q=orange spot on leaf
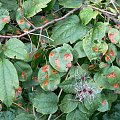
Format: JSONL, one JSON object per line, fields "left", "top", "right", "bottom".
{"left": 108, "top": 33, "right": 117, "bottom": 44}
{"left": 105, "top": 55, "right": 110, "bottom": 62}
{"left": 49, "top": 51, "right": 54, "bottom": 57}
{"left": 64, "top": 54, "right": 72, "bottom": 60}
{"left": 21, "top": 71, "right": 25, "bottom": 78}
{"left": 54, "top": 58, "right": 60, "bottom": 69}
{"left": 66, "top": 63, "right": 72, "bottom": 68}
{"left": 2, "top": 16, "right": 10, "bottom": 23}
{"left": 44, "top": 80, "right": 49, "bottom": 86}
{"left": 52, "top": 70, "right": 58, "bottom": 74}
{"left": 27, "top": 53, "right": 30, "bottom": 59}
{"left": 114, "top": 83, "right": 118, "bottom": 88}
{"left": 45, "top": 74, "right": 48, "bottom": 78}
{"left": 102, "top": 100, "right": 105, "bottom": 106}
{"left": 42, "top": 65, "right": 49, "bottom": 72}
{"left": 43, "top": 20, "right": 49, "bottom": 24}
{"left": 34, "top": 53, "right": 39, "bottom": 59}
{"left": 92, "top": 46, "right": 98, "bottom": 52}
{"left": 106, "top": 72, "right": 116, "bottom": 78}
{"left": 109, "top": 49, "right": 114, "bottom": 56}
{"left": 23, "top": 28, "right": 28, "bottom": 32}
{"left": 18, "top": 19, "right": 25, "bottom": 25}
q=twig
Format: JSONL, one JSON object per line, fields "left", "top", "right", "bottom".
{"left": 0, "top": 7, "right": 83, "bottom": 39}
{"left": 87, "top": 5, "right": 120, "bottom": 24}
{"left": 23, "top": 16, "right": 36, "bottom": 29}
{"left": 29, "top": 33, "right": 54, "bottom": 41}
{"left": 37, "top": 28, "right": 43, "bottom": 50}
{"left": 12, "top": 102, "right": 26, "bottom": 111}
{"left": 87, "top": 5, "right": 117, "bottom": 16}
{"left": 0, "top": 5, "right": 119, "bottom": 39}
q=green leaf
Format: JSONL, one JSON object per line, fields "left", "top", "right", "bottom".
{"left": 105, "top": 43, "right": 117, "bottom": 63}
{"left": 74, "top": 41, "right": 86, "bottom": 58}
{"left": 90, "top": 0, "right": 102, "bottom": 4}
{"left": 0, "top": 111, "right": 16, "bottom": 120}
{"left": 0, "top": 59, "right": 19, "bottom": 106}
{"left": 116, "top": 51, "right": 120, "bottom": 66}
{"left": 59, "top": 0, "right": 84, "bottom": 8}
{"left": 38, "top": 64, "right": 60, "bottom": 91}
{"left": 14, "top": 61, "right": 33, "bottom": 82}
{"left": 60, "top": 94, "right": 78, "bottom": 113}
{"left": 94, "top": 72, "right": 113, "bottom": 90}
{"left": 83, "top": 31, "right": 108, "bottom": 60}
{"left": 105, "top": 66, "right": 120, "bottom": 85}
{"left": 0, "top": 0, "right": 18, "bottom": 11}
{"left": 23, "top": 0, "right": 52, "bottom": 18}
{"left": 51, "top": 15, "right": 88, "bottom": 45}
{"left": 4, "top": 38, "right": 28, "bottom": 60}
{"left": 49, "top": 46, "right": 73, "bottom": 72}
{"left": 84, "top": 94, "right": 102, "bottom": 114}
{"left": 16, "top": 8, "right": 31, "bottom": 32}
{"left": 66, "top": 109, "right": 89, "bottom": 120}
{"left": 78, "top": 103, "right": 90, "bottom": 115}
{"left": 97, "top": 99, "right": 109, "bottom": 112}
{"left": 102, "top": 103, "right": 120, "bottom": 120}
{"left": 0, "top": 7, "right": 10, "bottom": 31}
{"left": 79, "top": 7, "right": 98, "bottom": 25}
{"left": 108, "top": 28, "right": 120, "bottom": 44}
{"left": 92, "top": 22, "right": 108, "bottom": 41}
{"left": 14, "top": 113, "right": 34, "bottom": 120}
{"left": 59, "top": 77, "right": 76, "bottom": 93}
{"left": 33, "top": 92, "right": 58, "bottom": 114}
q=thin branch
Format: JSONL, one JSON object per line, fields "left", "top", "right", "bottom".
{"left": 87, "top": 5, "right": 117, "bottom": 16}
{"left": 36, "top": 28, "right": 43, "bottom": 50}
{"left": 87, "top": 5, "right": 120, "bottom": 25}
{"left": 0, "top": 5, "right": 119, "bottom": 39}
{"left": 29, "top": 33, "right": 54, "bottom": 41}
{"left": 0, "top": 7, "right": 83, "bottom": 39}
{"left": 12, "top": 102, "right": 26, "bottom": 111}
{"left": 23, "top": 16, "right": 36, "bottom": 29}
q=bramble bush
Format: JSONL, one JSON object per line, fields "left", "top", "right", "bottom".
{"left": 0, "top": 0, "right": 120, "bottom": 120}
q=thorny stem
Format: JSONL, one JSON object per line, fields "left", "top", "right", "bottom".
{"left": 0, "top": 5, "right": 119, "bottom": 39}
